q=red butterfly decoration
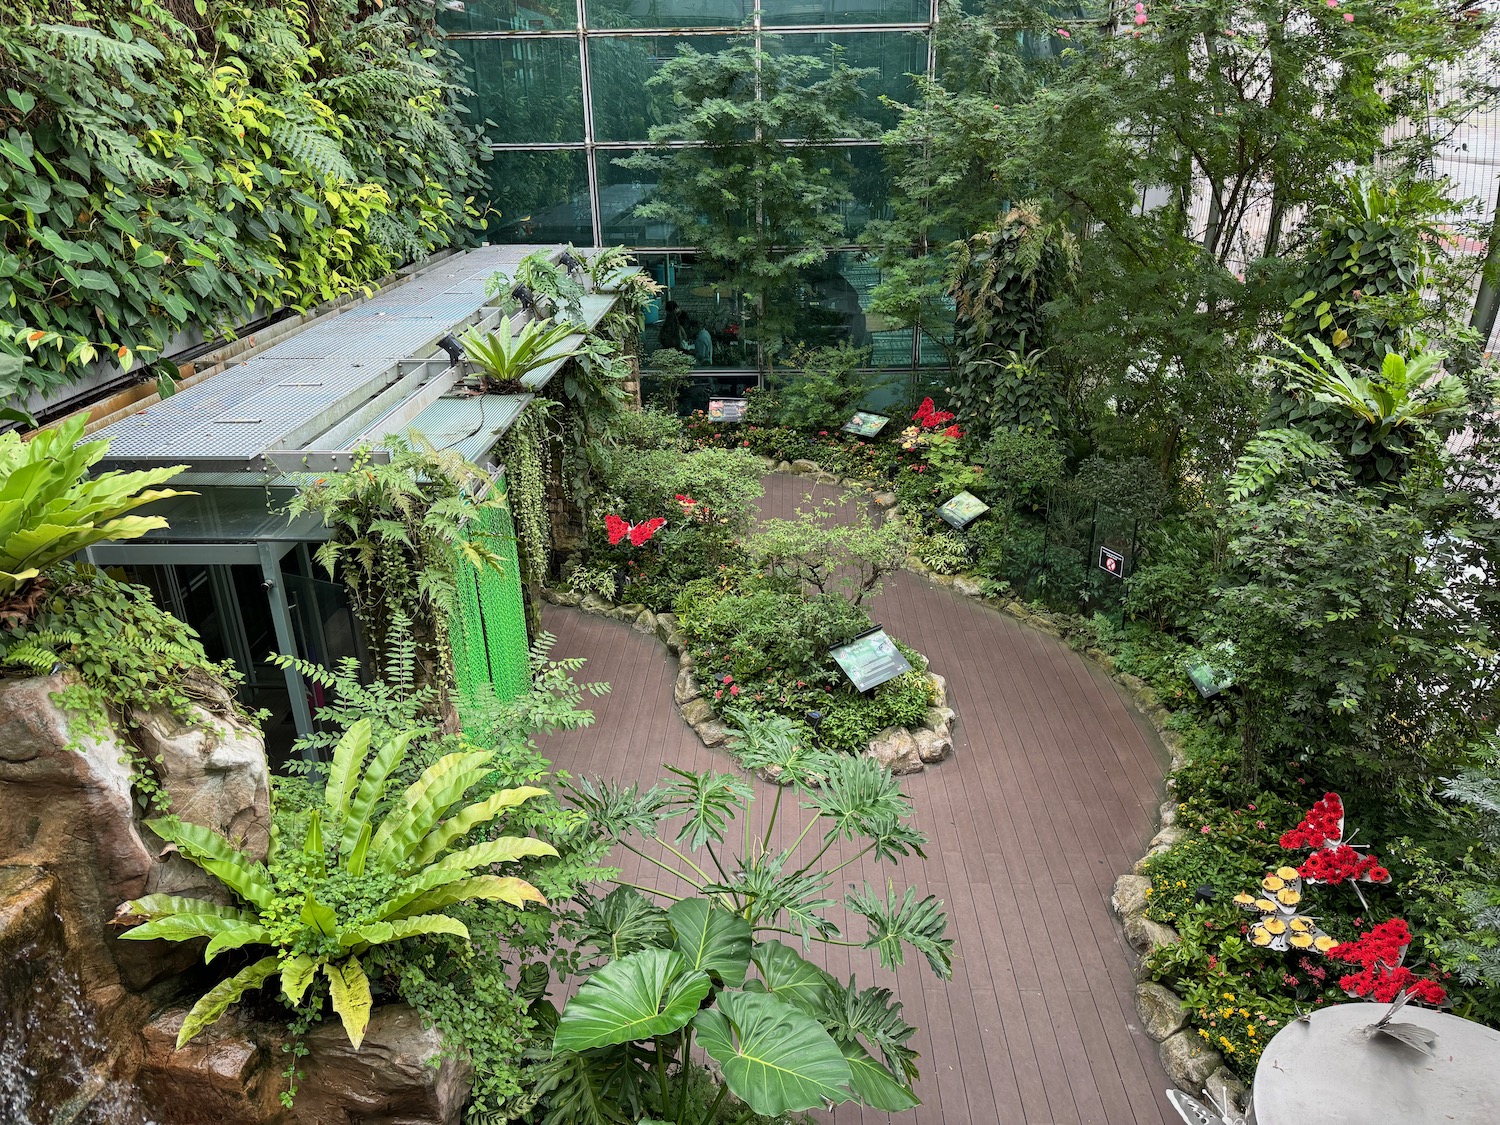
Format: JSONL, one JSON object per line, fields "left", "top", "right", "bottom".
{"left": 605, "top": 514, "right": 666, "bottom": 548}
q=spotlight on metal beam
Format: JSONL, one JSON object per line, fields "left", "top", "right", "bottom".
{"left": 437, "top": 333, "right": 464, "bottom": 366}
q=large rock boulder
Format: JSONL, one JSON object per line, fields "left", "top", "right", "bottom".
{"left": 865, "top": 727, "right": 923, "bottom": 775}
{"left": 1123, "top": 914, "right": 1179, "bottom": 959}
{"left": 0, "top": 674, "right": 271, "bottom": 991}
{"left": 1158, "top": 1029, "right": 1223, "bottom": 1092}
{"left": 1111, "top": 874, "right": 1152, "bottom": 920}
{"left": 1135, "top": 982, "right": 1187, "bottom": 1041}
{"left": 132, "top": 701, "right": 271, "bottom": 865}
{"left": 914, "top": 729, "right": 952, "bottom": 764}
{"left": 138, "top": 1005, "right": 472, "bottom": 1125}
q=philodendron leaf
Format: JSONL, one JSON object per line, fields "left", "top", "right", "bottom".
{"left": 836, "top": 1039, "right": 920, "bottom": 1112}
{"left": 177, "top": 956, "right": 280, "bottom": 1048}
{"left": 692, "top": 989, "right": 852, "bottom": 1116}
{"left": 745, "top": 940, "right": 836, "bottom": 1014}
{"left": 325, "top": 958, "right": 373, "bottom": 1049}
{"left": 553, "top": 948, "right": 711, "bottom": 1053}
{"left": 668, "top": 898, "right": 751, "bottom": 987}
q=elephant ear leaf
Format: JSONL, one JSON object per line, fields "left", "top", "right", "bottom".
{"left": 692, "top": 989, "right": 852, "bottom": 1116}
{"left": 746, "top": 940, "right": 836, "bottom": 1013}
{"left": 177, "top": 956, "right": 281, "bottom": 1048}
{"left": 668, "top": 898, "right": 752, "bottom": 987}
{"left": 553, "top": 948, "right": 711, "bottom": 1053}
{"left": 324, "top": 958, "right": 373, "bottom": 1049}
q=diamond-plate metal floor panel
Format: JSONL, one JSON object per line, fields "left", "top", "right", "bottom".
{"left": 94, "top": 246, "right": 562, "bottom": 465}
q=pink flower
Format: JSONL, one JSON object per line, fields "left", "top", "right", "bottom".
{"left": 1200, "top": 825, "right": 1211, "bottom": 834}
{"left": 1134, "top": 11, "right": 1147, "bottom": 23}
{"left": 1343, "top": 11, "right": 1353, "bottom": 19}
{"left": 730, "top": 684, "right": 740, "bottom": 696}
{"left": 1326, "top": 0, "right": 1337, "bottom": 6}
{"left": 1135, "top": 2, "right": 1145, "bottom": 9}
{"left": 1256, "top": 820, "right": 1266, "bottom": 829}
{"left": 1055, "top": 27, "right": 1071, "bottom": 37}
{"left": 1248, "top": 803, "right": 1256, "bottom": 810}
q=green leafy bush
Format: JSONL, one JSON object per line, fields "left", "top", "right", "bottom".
{"left": 912, "top": 530, "right": 970, "bottom": 575}
{"left": 615, "top": 407, "right": 685, "bottom": 451}
{"left": 0, "top": 0, "right": 485, "bottom": 394}
{"left": 0, "top": 415, "right": 186, "bottom": 606}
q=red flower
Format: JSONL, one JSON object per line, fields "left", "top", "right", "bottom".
{"left": 605, "top": 514, "right": 630, "bottom": 546}
{"left": 944, "top": 424, "right": 964, "bottom": 439}
{"left": 729, "top": 684, "right": 740, "bottom": 696}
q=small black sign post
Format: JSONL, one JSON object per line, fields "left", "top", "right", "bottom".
{"left": 1098, "top": 545, "right": 1125, "bottom": 578}
{"left": 829, "top": 627, "right": 913, "bottom": 693}
{"left": 842, "top": 411, "right": 891, "bottom": 437}
{"left": 707, "top": 397, "right": 747, "bottom": 422}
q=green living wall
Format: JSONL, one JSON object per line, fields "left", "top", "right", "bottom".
{"left": 0, "top": 0, "right": 487, "bottom": 397}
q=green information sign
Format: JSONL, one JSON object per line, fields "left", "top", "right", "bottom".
{"left": 829, "top": 627, "right": 913, "bottom": 693}
{"left": 938, "top": 490, "right": 990, "bottom": 529}
{"left": 842, "top": 411, "right": 890, "bottom": 437}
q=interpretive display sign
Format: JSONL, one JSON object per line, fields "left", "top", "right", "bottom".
{"left": 842, "top": 411, "right": 890, "bottom": 437}
{"left": 829, "top": 627, "right": 913, "bottom": 693}
{"left": 937, "top": 490, "right": 989, "bottom": 529}
{"left": 706, "top": 397, "right": 747, "bottom": 422}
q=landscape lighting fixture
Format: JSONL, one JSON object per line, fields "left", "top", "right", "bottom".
{"left": 437, "top": 333, "right": 464, "bottom": 366}
{"left": 511, "top": 283, "right": 539, "bottom": 314}
{"left": 558, "top": 251, "right": 583, "bottom": 275}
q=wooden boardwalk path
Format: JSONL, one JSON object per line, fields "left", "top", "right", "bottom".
{"left": 538, "top": 475, "right": 1175, "bottom": 1125}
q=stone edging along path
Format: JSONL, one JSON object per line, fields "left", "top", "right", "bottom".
{"left": 758, "top": 454, "right": 1251, "bottom": 1115}
{"left": 537, "top": 584, "right": 956, "bottom": 781}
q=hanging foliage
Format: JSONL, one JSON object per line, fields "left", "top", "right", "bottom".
{"left": 0, "top": 0, "right": 487, "bottom": 395}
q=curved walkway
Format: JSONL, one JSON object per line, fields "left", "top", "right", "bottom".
{"left": 539, "top": 475, "right": 1174, "bottom": 1125}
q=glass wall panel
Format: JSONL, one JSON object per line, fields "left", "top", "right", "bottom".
{"left": 635, "top": 254, "right": 757, "bottom": 368}
{"left": 598, "top": 148, "right": 683, "bottom": 245}
{"left": 480, "top": 150, "right": 593, "bottom": 244}
{"left": 452, "top": 38, "right": 584, "bottom": 143}
{"left": 771, "top": 31, "right": 926, "bottom": 132}
{"left": 586, "top": 0, "right": 752, "bottom": 29}
{"left": 589, "top": 34, "right": 734, "bottom": 142}
{"left": 808, "top": 144, "right": 891, "bottom": 242}
{"left": 762, "top": 0, "right": 928, "bottom": 27}
{"left": 440, "top": 0, "right": 576, "bottom": 32}
{"left": 769, "top": 251, "right": 913, "bottom": 366}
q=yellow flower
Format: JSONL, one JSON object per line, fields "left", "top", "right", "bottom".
{"left": 1222, "top": 992, "right": 1235, "bottom": 1001}
{"left": 1240, "top": 1009, "right": 1250, "bottom": 1018}
{"left": 1144, "top": 887, "right": 1153, "bottom": 896}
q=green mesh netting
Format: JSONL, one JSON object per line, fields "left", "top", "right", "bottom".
{"left": 451, "top": 494, "right": 531, "bottom": 725}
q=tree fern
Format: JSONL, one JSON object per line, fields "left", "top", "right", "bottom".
{"left": 1226, "top": 427, "right": 1336, "bottom": 501}
{"left": 36, "top": 23, "right": 162, "bottom": 68}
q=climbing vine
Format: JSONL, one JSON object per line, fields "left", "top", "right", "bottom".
{"left": 0, "top": 0, "right": 486, "bottom": 395}
{"left": 497, "top": 401, "right": 553, "bottom": 587}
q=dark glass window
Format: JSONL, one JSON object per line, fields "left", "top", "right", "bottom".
{"left": 762, "top": 0, "right": 928, "bottom": 28}
{"left": 585, "top": 0, "right": 752, "bottom": 30}
{"left": 440, "top": 0, "right": 576, "bottom": 31}
{"left": 479, "top": 150, "right": 593, "bottom": 244}
{"left": 452, "top": 38, "right": 585, "bottom": 143}
{"left": 769, "top": 31, "right": 926, "bottom": 133}
{"left": 589, "top": 34, "right": 735, "bottom": 142}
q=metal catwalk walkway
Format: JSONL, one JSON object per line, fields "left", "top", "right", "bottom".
{"left": 539, "top": 474, "right": 1175, "bottom": 1125}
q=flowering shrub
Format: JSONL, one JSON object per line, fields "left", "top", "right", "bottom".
{"left": 1279, "top": 792, "right": 1391, "bottom": 886}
